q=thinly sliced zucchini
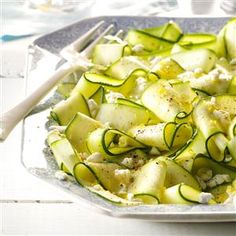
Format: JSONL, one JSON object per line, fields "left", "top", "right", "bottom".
{"left": 191, "top": 155, "right": 236, "bottom": 181}
{"left": 205, "top": 132, "right": 229, "bottom": 162}
{"left": 143, "top": 21, "right": 182, "bottom": 43}
{"left": 193, "top": 95, "right": 236, "bottom": 162}
{"left": 161, "top": 21, "right": 183, "bottom": 42}
{"left": 86, "top": 186, "right": 140, "bottom": 206}
{"left": 51, "top": 92, "right": 90, "bottom": 125}
{"left": 50, "top": 138, "right": 81, "bottom": 174}
{"left": 178, "top": 33, "right": 216, "bottom": 46}
{"left": 65, "top": 112, "right": 102, "bottom": 153}
{"left": 171, "top": 43, "right": 188, "bottom": 54}
{"left": 173, "top": 130, "right": 206, "bottom": 171}
{"left": 47, "top": 129, "right": 64, "bottom": 146}
{"left": 129, "top": 160, "right": 167, "bottom": 204}
{"left": 106, "top": 149, "right": 148, "bottom": 170}
{"left": 84, "top": 72, "right": 138, "bottom": 96}
{"left": 128, "top": 123, "right": 167, "bottom": 151}
{"left": 56, "top": 82, "right": 76, "bottom": 98}
{"left": 74, "top": 161, "right": 130, "bottom": 193}
{"left": 56, "top": 72, "right": 78, "bottom": 98}
{"left": 92, "top": 44, "right": 131, "bottom": 66}
{"left": 228, "top": 76, "right": 236, "bottom": 94}
{"left": 86, "top": 128, "right": 146, "bottom": 157}
{"left": 116, "top": 98, "right": 160, "bottom": 123}
{"left": 213, "top": 94, "right": 236, "bottom": 116}
{"left": 215, "top": 26, "right": 227, "bottom": 58}
{"left": 171, "top": 48, "right": 216, "bottom": 73}
{"left": 174, "top": 110, "right": 193, "bottom": 124}
{"left": 193, "top": 100, "right": 225, "bottom": 161}
{"left": 141, "top": 80, "right": 194, "bottom": 122}
{"left": 228, "top": 116, "right": 236, "bottom": 139}
{"left": 73, "top": 163, "right": 140, "bottom": 205}
{"left": 167, "top": 123, "right": 194, "bottom": 150}
{"left": 96, "top": 103, "right": 149, "bottom": 131}
{"left": 225, "top": 19, "right": 236, "bottom": 59}
{"left": 139, "top": 47, "right": 172, "bottom": 59}
{"left": 73, "top": 162, "right": 99, "bottom": 187}
{"left": 142, "top": 24, "right": 166, "bottom": 38}
{"left": 126, "top": 30, "right": 172, "bottom": 52}
{"left": 151, "top": 58, "right": 184, "bottom": 80}
{"left": 105, "top": 56, "right": 148, "bottom": 80}
{"left": 157, "top": 157, "right": 200, "bottom": 190}
{"left": 128, "top": 122, "right": 193, "bottom": 151}
{"left": 89, "top": 86, "right": 105, "bottom": 106}
{"left": 162, "top": 183, "right": 214, "bottom": 204}
{"left": 48, "top": 19, "right": 236, "bottom": 206}
{"left": 71, "top": 75, "right": 100, "bottom": 99}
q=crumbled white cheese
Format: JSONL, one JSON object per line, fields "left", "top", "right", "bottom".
{"left": 150, "top": 56, "right": 162, "bottom": 67}
{"left": 195, "top": 175, "right": 207, "bottom": 190}
{"left": 135, "top": 77, "right": 148, "bottom": 94}
{"left": 115, "top": 169, "right": 131, "bottom": 177}
{"left": 213, "top": 109, "right": 231, "bottom": 126}
{"left": 206, "top": 174, "right": 231, "bottom": 188}
{"left": 106, "top": 91, "right": 124, "bottom": 104}
{"left": 219, "top": 73, "right": 232, "bottom": 81}
{"left": 197, "top": 168, "right": 213, "bottom": 181}
{"left": 193, "top": 67, "right": 203, "bottom": 74}
{"left": 121, "top": 157, "right": 134, "bottom": 168}
{"left": 132, "top": 44, "right": 144, "bottom": 53}
{"left": 49, "top": 126, "right": 66, "bottom": 132}
{"left": 103, "top": 35, "right": 125, "bottom": 45}
{"left": 178, "top": 71, "right": 195, "bottom": 81}
{"left": 149, "top": 147, "right": 160, "bottom": 155}
{"left": 127, "top": 193, "right": 134, "bottom": 201}
{"left": 198, "top": 192, "right": 213, "bottom": 204}
{"left": 55, "top": 170, "right": 68, "bottom": 181}
{"left": 209, "top": 68, "right": 221, "bottom": 79}
{"left": 178, "top": 68, "right": 231, "bottom": 94}
{"left": 224, "top": 155, "right": 233, "bottom": 162}
{"left": 136, "top": 159, "right": 145, "bottom": 167}
{"left": 130, "top": 77, "right": 149, "bottom": 99}
{"left": 86, "top": 152, "right": 103, "bottom": 163}
{"left": 87, "top": 99, "right": 98, "bottom": 117}
{"left": 209, "top": 96, "right": 216, "bottom": 105}
{"left": 93, "top": 184, "right": 103, "bottom": 191}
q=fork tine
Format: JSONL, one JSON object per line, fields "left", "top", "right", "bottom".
{"left": 115, "top": 29, "right": 124, "bottom": 38}
{"left": 60, "top": 20, "right": 105, "bottom": 57}
{"left": 80, "top": 24, "right": 114, "bottom": 58}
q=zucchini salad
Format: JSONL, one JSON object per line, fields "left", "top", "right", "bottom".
{"left": 47, "top": 18, "right": 236, "bottom": 206}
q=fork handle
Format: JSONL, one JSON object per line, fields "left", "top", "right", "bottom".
{"left": 0, "top": 62, "right": 76, "bottom": 141}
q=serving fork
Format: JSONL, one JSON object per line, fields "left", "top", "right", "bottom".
{"left": 0, "top": 21, "right": 114, "bottom": 141}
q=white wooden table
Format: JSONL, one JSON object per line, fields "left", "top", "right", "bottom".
{"left": 1, "top": 10, "right": 236, "bottom": 236}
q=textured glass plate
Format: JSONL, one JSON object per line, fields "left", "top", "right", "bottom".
{"left": 22, "top": 16, "right": 236, "bottom": 222}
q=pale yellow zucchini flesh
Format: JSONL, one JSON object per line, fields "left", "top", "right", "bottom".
{"left": 46, "top": 18, "right": 236, "bottom": 206}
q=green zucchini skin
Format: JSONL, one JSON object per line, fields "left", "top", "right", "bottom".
{"left": 46, "top": 18, "right": 236, "bottom": 206}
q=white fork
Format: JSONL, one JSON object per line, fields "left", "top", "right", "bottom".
{"left": 0, "top": 21, "right": 114, "bottom": 141}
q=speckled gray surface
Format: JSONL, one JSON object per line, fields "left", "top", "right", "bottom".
{"left": 23, "top": 16, "right": 236, "bottom": 222}
{"left": 33, "top": 16, "right": 230, "bottom": 55}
